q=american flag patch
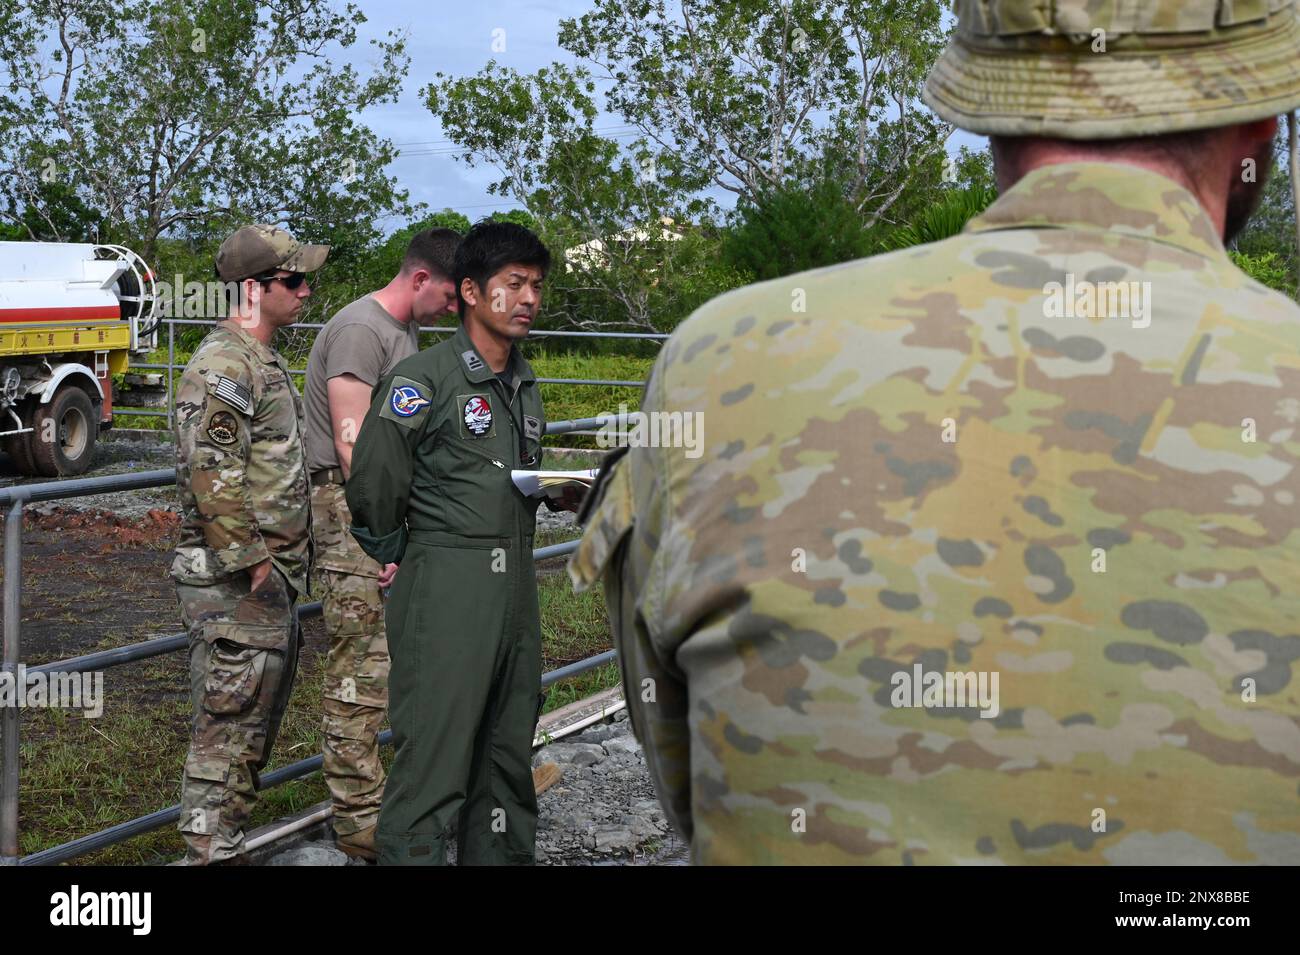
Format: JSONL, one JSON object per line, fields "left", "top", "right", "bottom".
{"left": 212, "top": 376, "right": 252, "bottom": 414}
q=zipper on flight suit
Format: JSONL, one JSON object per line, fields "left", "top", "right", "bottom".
{"left": 457, "top": 440, "right": 506, "bottom": 470}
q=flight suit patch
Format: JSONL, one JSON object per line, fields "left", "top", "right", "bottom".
{"left": 458, "top": 394, "right": 495, "bottom": 438}
{"left": 523, "top": 416, "right": 541, "bottom": 440}
{"left": 206, "top": 410, "right": 241, "bottom": 446}
{"left": 380, "top": 376, "right": 433, "bottom": 430}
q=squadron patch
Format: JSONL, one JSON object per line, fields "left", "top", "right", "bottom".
{"left": 459, "top": 394, "right": 494, "bottom": 438}
{"left": 390, "top": 384, "right": 431, "bottom": 418}
{"left": 206, "top": 411, "right": 240, "bottom": 446}
{"left": 378, "top": 376, "right": 433, "bottom": 430}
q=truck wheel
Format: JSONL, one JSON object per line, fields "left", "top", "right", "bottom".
{"left": 31, "top": 386, "right": 97, "bottom": 477}
{"left": 2, "top": 400, "right": 39, "bottom": 477}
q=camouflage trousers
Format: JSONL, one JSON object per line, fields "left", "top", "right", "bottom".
{"left": 176, "top": 567, "right": 301, "bottom": 865}
{"left": 311, "top": 483, "right": 389, "bottom": 837}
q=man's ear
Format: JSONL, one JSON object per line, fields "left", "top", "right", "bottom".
{"left": 460, "top": 276, "right": 479, "bottom": 308}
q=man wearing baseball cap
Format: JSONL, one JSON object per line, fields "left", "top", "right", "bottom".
{"left": 171, "top": 223, "right": 327, "bottom": 864}
{"left": 570, "top": 1, "right": 1300, "bottom": 864}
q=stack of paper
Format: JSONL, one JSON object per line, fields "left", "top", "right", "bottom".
{"left": 511, "top": 468, "right": 600, "bottom": 499}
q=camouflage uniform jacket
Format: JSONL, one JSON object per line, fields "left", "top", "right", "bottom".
{"left": 571, "top": 162, "right": 1300, "bottom": 864}
{"left": 172, "top": 322, "right": 313, "bottom": 596}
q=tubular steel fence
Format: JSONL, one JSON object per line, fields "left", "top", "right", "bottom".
{"left": 0, "top": 413, "right": 628, "bottom": 866}
{"left": 123, "top": 319, "right": 666, "bottom": 429}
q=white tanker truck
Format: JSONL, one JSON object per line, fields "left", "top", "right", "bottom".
{"left": 0, "top": 242, "right": 157, "bottom": 476}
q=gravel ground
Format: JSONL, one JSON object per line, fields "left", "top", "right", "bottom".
{"left": 264, "top": 712, "right": 689, "bottom": 867}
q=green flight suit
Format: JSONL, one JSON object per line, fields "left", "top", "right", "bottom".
{"left": 345, "top": 323, "right": 547, "bottom": 865}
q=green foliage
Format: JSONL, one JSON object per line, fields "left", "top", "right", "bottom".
{"left": 425, "top": 1, "right": 955, "bottom": 329}
{"left": 487, "top": 209, "right": 539, "bottom": 231}
{"left": 882, "top": 183, "right": 998, "bottom": 251}
{"left": 1230, "top": 251, "right": 1296, "bottom": 297}
{"left": 1232, "top": 131, "right": 1299, "bottom": 294}
{"left": 0, "top": 0, "right": 415, "bottom": 264}
{"left": 723, "top": 177, "right": 875, "bottom": 281}
{"left": 0, "top": 177, "right": 102, "bottom": 242}
{"left": 558, "top": 0, "right": 950, "bottom": 218}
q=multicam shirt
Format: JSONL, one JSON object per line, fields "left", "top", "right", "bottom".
{"left": 571, "top": 162, "right": 1300, "bottom": 865}
{"left": 172, "top": 322, "right": 312, "bottom": 596}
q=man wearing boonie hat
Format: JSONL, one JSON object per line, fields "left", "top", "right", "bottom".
{"left": 569, "top": 1, "right": 1300, "bottom": 864}
{"left": 171, "top": 224, "right": 327, "bottom": 864}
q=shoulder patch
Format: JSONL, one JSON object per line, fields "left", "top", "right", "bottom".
{"left": 379, "top": 375, "right": 433, "bottom": 429}
{"left": 205, "top": 410, "right": 241, "bottom": 447}
{"left": 210, "top": 376, "right": 252, "bottom": 414}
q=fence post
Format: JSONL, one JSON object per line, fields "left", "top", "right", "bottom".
{"left": 166, "top": 320, "right": 175, "bottom": 431}
{"left": 0, "top": 497, "right": 24, "bottom": 864}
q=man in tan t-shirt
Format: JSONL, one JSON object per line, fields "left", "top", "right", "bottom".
{"left": 304, "top": 227, "right": 460, "bottom": 860}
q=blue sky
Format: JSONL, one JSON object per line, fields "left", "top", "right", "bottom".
{"left": 349, "top": 0, "right": 590, "bottom": 228}
{"left": 346, "top": 1, "right": 986, "bottom": 233}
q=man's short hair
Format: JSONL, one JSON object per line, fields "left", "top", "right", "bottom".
{"left": 453, "top": 220, "right": 551, "bottom": 318}
{"left": 401, "top": 227, "right": 461, "bottom": 281}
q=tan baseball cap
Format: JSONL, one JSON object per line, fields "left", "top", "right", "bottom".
{"left": 924, "top": 0, "right": 1300, "bottom": 140}
{"left": 216, "top": 224, "right": 329, "bottom": 282}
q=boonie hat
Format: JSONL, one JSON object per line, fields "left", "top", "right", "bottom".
{"left": 924, "top": 0, "right": 1300, "bottom": 139}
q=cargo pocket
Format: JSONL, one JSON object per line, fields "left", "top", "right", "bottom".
{"left": 179, "top": 752, "right": 231, "bottom": 835}
{"left": 199, "top": 621, "right": 288, "bottom": 716}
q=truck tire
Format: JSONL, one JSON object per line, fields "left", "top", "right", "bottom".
{"left": 31, "top": 385, "right": 97, "bottom": 477}
{"left": 1, "top": 400, "right": 39, "bottom": 476}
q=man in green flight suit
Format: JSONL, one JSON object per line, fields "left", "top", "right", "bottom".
{"left": 345, "top": 221, "right": 555, "bottom": 865}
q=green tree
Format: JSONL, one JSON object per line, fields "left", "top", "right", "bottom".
{"left": 426, "top": 62, "right": 719, "bottom": 332}
{"left": 723, "top": 177, "right": 874, "bottom": 281}
{"left": 1232, "top": 133, "right": 1298, "bottom": 296}
{"left": 425, "top": 1, "right": 955, "bottom": 330}
{"left": 0, "top": 0, "right": 414, "bottom": 271}
{"left": 559, "top": 0, "right": 951, "bottom": 224}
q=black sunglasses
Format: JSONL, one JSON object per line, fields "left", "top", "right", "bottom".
{"left": 257, "top": 271, "right": 307, "bottom": 290}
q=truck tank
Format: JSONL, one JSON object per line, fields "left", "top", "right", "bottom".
{"left": 0, "top": 242, "right": 157, "bottom": 477}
